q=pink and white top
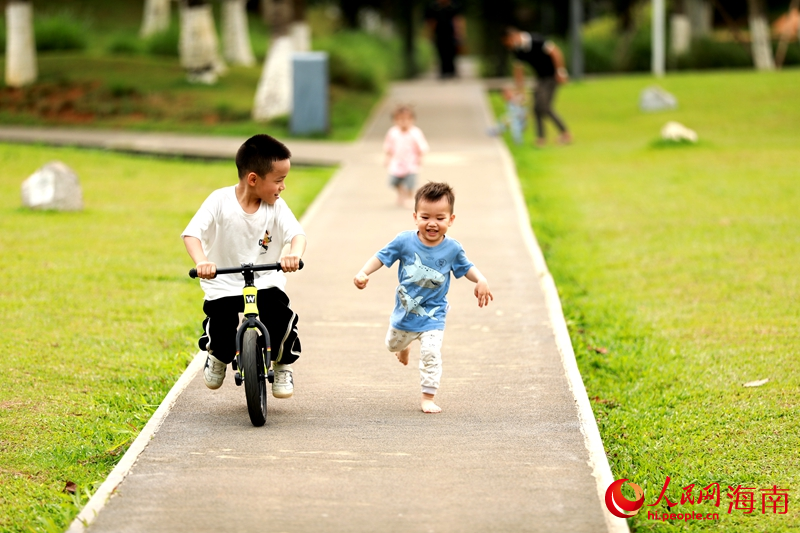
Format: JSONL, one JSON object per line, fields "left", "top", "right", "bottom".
{"left": 384, "top": 125, "right": 429, "bottom": 177}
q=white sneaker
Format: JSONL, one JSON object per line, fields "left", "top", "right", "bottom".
{"left": 272, "top": 364, "right": 294, "bottom": 398}
{"left": 203, "top": 354, "right": 226, "bottom": 390}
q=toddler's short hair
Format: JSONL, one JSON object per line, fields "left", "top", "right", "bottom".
{"left": 415, "top": 182, "right": 455, "bottom": 213}
{"left": 236, "top": 134, "right": 292, "bottom": 179}
{"left": 391, "top": 104, "right": 415, "bottom": 119}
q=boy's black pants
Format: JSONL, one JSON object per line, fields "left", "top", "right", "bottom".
{"left": 199, "top": 287, "right": 300, "bottom": 365}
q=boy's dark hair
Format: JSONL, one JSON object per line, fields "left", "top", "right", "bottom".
{"left": 415, "top": 182, "right": 455, "bottom": 213}
{"left": 236, "top": 134, "right": 292, "bottom": 179}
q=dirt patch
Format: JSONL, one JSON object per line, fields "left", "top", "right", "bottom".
{"left": 0, "top": 80, "right": 148, "bottom": 124}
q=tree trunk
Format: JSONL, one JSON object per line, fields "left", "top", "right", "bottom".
{"left": 670, "top": 0, "right": 691, "bottom": 56}
{"left": 340, "top": 0, "right": 360, "bottom": 29}
{"left": 747, "top": 0, "right": 775, "bottom": 70}
{"left": 5, "top": 0, "right": 37, "bottom": 88}
{"left": 399, "top": 0, "right": 416, "bottom": 79}
{"left": 569, "top": 0, "right": 584, "bottom": 80}
{"left": 180, "top": 0, "right": 227, "bottom": 84}
{"left": 290, "top": 0, "right": 310, "bottom": 52}
{"left": 141, "top": 0, "right": 171, "bottom": 37}
{"left": 686, "top": 0, "right": 711, "bottom": 37}
{"left": 479, "top": 0, "right": 513, "bottom": 78}
{"left": 222, "top": 0, "right": 255, "bottom": 65}
{"left": 252, "top": 0, "right": 293, "bottom": 121}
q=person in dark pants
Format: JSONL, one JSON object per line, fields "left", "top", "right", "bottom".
{"left": 425, "top": 0, "right": 466, "bottom": 79}
{"left": 503, "top": 27, "right": 572, "bottom": 147}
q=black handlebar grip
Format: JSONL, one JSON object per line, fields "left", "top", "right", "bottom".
{"left": 190, "top": 260, "right": 303, "bottom": 279}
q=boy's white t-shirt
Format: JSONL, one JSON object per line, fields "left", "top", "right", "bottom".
{"left": 182, "top": 186, "right": 305, "bottom": 300}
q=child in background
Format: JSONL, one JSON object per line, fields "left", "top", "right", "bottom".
{"left": 353, "top": 182, "right": 493, "bottom": 414}
{"left": 384, "top": 105, "right": 429, "bottom": 207}
{"left": 488, "top": 86, "right": 527, "bottom": 145}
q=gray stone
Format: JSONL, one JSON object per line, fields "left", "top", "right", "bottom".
{"left": 21, "top": 161, "right": 83, "bottom": 211}
{"left": 639, "top": 86, "right": 678, "bottom": 112}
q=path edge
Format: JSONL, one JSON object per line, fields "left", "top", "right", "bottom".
{"left": 65, "top": 351, "right": 206, "bottom": 532}
{"left": 481, "top": 90, "right": 629, "bottom": 533}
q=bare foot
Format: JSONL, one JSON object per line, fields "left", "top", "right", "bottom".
{"left": 421, "top": 394, "right": 441, "bottom": 414}
{"left": 535, "top": 137, "right": 546, "bottom": 148}
{"left": 559, "top": 132, "right": 573, "bottom": 145}
{"left": 395, "top": 347, "right": 410, "bottom": 365}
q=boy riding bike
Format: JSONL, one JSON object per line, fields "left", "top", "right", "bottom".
{"left": 182, "top": 134, "right": 306, "bottom": 399}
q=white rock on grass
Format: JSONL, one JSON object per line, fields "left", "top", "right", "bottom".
{"left": 661, "top": 121, "right": 698, "bottom": 143}
{"left": 21, "top": 161, "right": 84, "bottom": 211}
{"left": 640, "top": 86, "right": 678, "bottom": 112}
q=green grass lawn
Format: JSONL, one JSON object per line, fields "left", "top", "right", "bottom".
{"left": 0, "top": 144, "right": 334, "bottom": 533}
{"left": 493, "top": 68, "right": 799, "bottom": 532}
{"left": 0, "top": 0, "right": 388, "bottom": 141}
{"left": 0, "top": 54, "right": 378, "bottom": 141}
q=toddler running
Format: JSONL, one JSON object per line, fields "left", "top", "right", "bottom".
{"left": 383, "top": 104, "right": 429, "bottom": 207}
{"left": 353, "top": 182, "right": 492, "bottom": 413}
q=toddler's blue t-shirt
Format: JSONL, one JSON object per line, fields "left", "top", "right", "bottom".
{"left": 376, "top": 230, "right": 474, "bottom": 332}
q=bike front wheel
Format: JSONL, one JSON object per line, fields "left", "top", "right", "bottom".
{"left": 241, "top": 329, "right": 267, "bottom": 427}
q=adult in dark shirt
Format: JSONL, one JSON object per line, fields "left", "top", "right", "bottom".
{"left": 425, "top": 0, "right": 466, "bottom": 79}
{"left": 503, "top": 27, "right": 571, "bottom": 146}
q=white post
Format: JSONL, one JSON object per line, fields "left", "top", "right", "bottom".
{"left": 222, "top": 0, "right": 256, "bottom": 66}
{"left": 5, "top": 1, "right": 37, "bottom": 88}
{"left": 652, "top": 0, "right": 665, "bottom": 77}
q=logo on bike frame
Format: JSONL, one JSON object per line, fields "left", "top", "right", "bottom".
{"left": 605, "top": 479, "right": 645, "bottom": 518}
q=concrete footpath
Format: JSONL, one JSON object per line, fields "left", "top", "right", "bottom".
{"left": 49, "top": 79, "right": 627, "bottom": 533}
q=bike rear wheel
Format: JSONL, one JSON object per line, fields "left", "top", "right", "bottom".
{"left": 242, "top": 329, "right": 267, "bottom": 426}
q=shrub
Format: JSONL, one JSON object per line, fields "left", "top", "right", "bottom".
{"left": 314, "top": 31, "right": 401, "bottom": 93}
{"left": 107, "top": 33, "right": 141, "bottom": 55}
{"left": 144, "top": 24, "right": 180, "bottom": 57}
{"left": 581, "top": 37, "right": 616, "bottom": 73}
{"left": 35, "top": 12, "right": 88, "bottom": 52}
{"left": 781, "top": 42, "right": 800, "bottom": 66}
{"left": 578, "top": 15, "right": 617, "bottom": 73}
{"left": 674, "top": 37, "right": 753, "bottom": 70}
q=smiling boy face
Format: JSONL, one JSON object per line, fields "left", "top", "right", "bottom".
{"left": 254, "top": 158, "right": 290, "bottom": 205}
{"left": 413, "top": 196, "right": 455, "bottom": 246}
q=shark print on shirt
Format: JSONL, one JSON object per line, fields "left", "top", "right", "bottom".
{"left": 397, "top": 286, "right": 440, "bottom": 320}
{"left": 403, "top": 253, "right": 446, "bottom": 289}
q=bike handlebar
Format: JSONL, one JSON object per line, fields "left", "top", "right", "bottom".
{"left": 189, "top": 260, "right": 304, "bottom": 279}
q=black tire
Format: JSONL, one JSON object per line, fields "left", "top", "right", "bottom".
{"left": 242, "top": 329, "right": 267, "bottom": 427}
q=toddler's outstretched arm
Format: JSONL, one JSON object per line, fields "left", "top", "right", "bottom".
{"left": 465, "top": 266, "right": 493, "bottom": 307}
{"left": 354, "top": 256, "right": 384, "bottom": 289}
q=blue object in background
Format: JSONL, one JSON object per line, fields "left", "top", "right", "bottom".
{"left": 291, "top": 52, "right": 329, "bottom": 135}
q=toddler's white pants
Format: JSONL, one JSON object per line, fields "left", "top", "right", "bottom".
{"left": 385, "top": 327, "right": 444, "bottom": 395}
